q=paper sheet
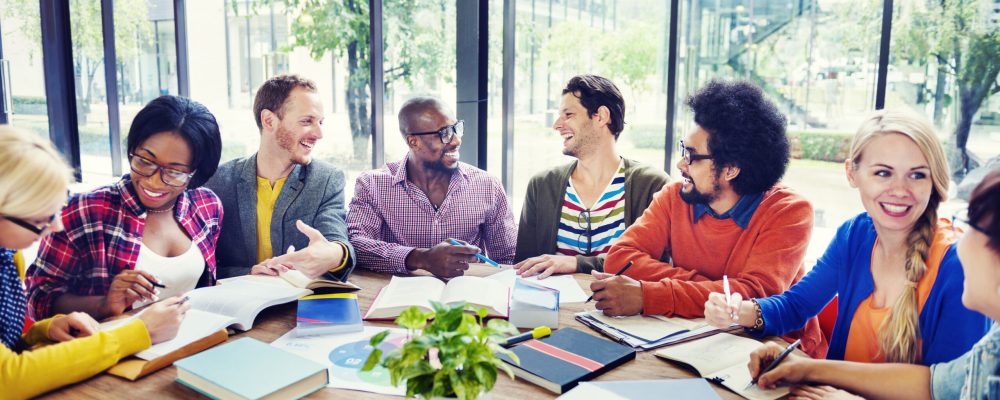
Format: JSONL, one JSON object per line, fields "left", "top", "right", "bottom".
{"left": 271, "top": 326, "right": 409, "bottom": 396}
{"left": 133, "top": 309, "right": 235, "bottom": 360}
{"left": 587, "top": 310, "right": 706, "bottom": 342}
{"left": 486, "top": 268, "right": 589, "bottom": 304}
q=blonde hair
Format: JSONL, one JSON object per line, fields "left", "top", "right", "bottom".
{"left": 0, "top": 126, "right": 73, "bottom": 218}
{"left": 848, "top": 108, "right": 949, "bottom": 364}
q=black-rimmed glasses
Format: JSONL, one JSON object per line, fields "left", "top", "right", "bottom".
{"left": 129, "top": 154, "right": 196, "bottom": 187}
{"left": 3, "top": 213, "right": 59, "bottom": 235}
{"left": 408, "top": 120, "right": 464, "bottom": 144}
{"left": 577, "top": 209, "right": 593, "bottom": 254}
{"left": 679, "top": 140, "right": 714, "bottom": 164}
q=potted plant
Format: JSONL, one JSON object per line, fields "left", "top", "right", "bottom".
{"left": 362, "top": 301, "right": 520, "bottom": 400}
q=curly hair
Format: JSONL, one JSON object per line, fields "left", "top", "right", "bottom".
{"left": 969, "top": 168, "right": 1000, "bottom": 255}
{"left": 686, "top": 80, "right": 789, "bottom": 195}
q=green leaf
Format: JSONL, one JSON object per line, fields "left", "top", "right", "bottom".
{"left": 361, "top": 348, "right": 382, "bottom": 371}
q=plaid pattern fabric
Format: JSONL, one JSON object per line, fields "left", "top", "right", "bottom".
{"left": 348, "top": 158, "right": 516, "bottom": 274}
{"left": 25, "top": 176, "right": 223, "bottom": 319}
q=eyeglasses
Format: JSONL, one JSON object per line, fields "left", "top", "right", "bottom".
{"left": 129, "top": 154, "right": 196, "bottom": 187}
{"left": 577, "top": 209, "right": 593, "bottom": 254}
{"left": 408, "top": 120, "right": 464, "bottom": 144}
{"left": 3, "top": 211, "right": 60, "bottom": 236}
{"left": 679, "top": 140, "right": 714, "bottom": 164}
{"left": 951, "top": 209, "right": 986, "bottom": 234}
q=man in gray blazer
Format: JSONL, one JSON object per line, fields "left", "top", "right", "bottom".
{"left": 206, "top": 74, "right": 355, "bottom": 280}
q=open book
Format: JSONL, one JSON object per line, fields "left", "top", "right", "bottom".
{"left": 364, "top": 275, "right": 510, "bottom": 320}
{"left": 654, "top": 333, "right": 790, "bottom": 400}
{"left": 224, "top": 269, "right": 361, "bottom": 292}
{"left": 575, "top": 310, "right": 739, "bottom": 350}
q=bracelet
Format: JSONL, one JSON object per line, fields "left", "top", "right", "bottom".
{"left": 750, "top": 299, "right": 765, "bottom": 331}
{"left": 328, "top": 241, "right": 350, "bottom": 273}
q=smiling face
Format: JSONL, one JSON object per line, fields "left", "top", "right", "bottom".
{"left": 130, "top": 131, "right": 193, "bottom": 210}
{"left": 677, "top": 125, "right": 724, "bottom": 205}
{"left": 847, "top": 132, "right": 934, "bottom": 235}
{"left": 553, "top": 92, "right": 604, "bottom": 158}
{"left": 266, "top": 87, "right": 324, "bottom": 165}
{"left": 407, "top": 108, "right": 462, "bottom": 172}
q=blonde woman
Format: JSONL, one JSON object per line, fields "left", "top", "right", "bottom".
{"left": 0, "top": 127, "right": 188, "bottom": 399}
{"left": 741, "top": 169, "right": 1000, "bottom": 399}
{"left": 704, "top": 109, "right": 991, "bottom": 366}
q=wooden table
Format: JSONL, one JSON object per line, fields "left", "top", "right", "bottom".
{"left": 43, "top": 265, "right": 749, "bottom": 399}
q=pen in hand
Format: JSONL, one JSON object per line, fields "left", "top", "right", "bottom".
{"left": 747, "top": 339, "right": 802, "bottom": 388}
{"left": 586, "top": 260, "right": 634, "bottom": 303}
{"left": 448, "top": 239, "right": 500, "bottom": 267}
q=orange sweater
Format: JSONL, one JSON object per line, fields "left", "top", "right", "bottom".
{"left": 606, "top": 181, "right": 826, "bottom": 355}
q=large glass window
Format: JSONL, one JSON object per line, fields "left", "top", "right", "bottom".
{"left": 887, "top": 0, "right": 1000, "bottom": 176}
{"left": 187, "top": 0, "right": 371, "bottom": 195}
{"left": 383, "top": 0, "right": 457, "bottom": 165}
{"left": 500, "top": 0, "right": 673, "bottom": 216}
{"left": 0, "top": 0, "right": 49, "bottom": 139}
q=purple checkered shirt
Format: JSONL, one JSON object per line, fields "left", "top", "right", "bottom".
{"left": 347, "top": 157, "right": 516, "bottom": 274}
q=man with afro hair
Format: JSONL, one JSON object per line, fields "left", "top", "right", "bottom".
{"left": 591, "top": 80, "right": 826, "bottom": 357}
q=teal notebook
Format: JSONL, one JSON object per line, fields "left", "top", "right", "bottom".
{"left": 295, "top": 293, "right": 363, "bottom": 337}
{"left": 174, "top": 337, "right": 328, "bottom": 399}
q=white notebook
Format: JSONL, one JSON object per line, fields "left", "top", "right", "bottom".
{"left": 654, "top": 333, "right": 790, "bottom": 400}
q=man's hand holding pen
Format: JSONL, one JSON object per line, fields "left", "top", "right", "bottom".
{"left": 588, "top": 260, "right": 643, "bottom": 317}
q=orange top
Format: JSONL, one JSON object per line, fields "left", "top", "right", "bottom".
{"left": 843, "top": 227, "right": 954, "bottom": 363}
{"left": 605, "top": 182, "right": 827, "bottom": 357}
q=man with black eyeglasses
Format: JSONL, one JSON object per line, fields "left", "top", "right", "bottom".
{"left": 514, "top": 75, "right": 669, "bottom": 279}
{"left": 347, "top": 96, "right": 516, "bottom": 277}
{"left": 206, "top": 74, "right": 356, "bottom": 281}
{"left": 590, "top": 80, "right": 822, "bottom": 355}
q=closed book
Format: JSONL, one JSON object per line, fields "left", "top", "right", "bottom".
{"left": 498, "top": 327, "right": 635, "bottom": 394}
{"left": 295, "top": 293, "right": 363, "bottom": 337}
{"left": 174, "top": 337, "right": 328, "bottom": 400}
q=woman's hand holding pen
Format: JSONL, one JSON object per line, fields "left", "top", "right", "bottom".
{"left": 48, "top": 312, "right": 100, "bottom": 342}
{"left": 748, "top": 341, "right": 812, "bottom": 389}
{"left": 138, "top": 296, "right": 190, "bottom": 344}
{"left": 101, "top": 270, "right": 162, "bottom": 317}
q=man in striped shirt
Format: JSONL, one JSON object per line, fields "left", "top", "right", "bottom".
{"left": 514, "top": 75, "right": 669, "bottom": 278}
{"left": 348, "top": 97, "right": 516, "bottom": 277}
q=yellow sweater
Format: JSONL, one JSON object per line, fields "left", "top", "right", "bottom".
{"left": 1, "top": 252, "right": 152, "bottom": 399}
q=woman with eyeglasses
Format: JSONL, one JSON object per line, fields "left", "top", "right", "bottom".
{"left": 703, "top": 109, "right": 990, "bottom": 379}
{"left": 728, "top": 169, "right": 1000, "bottom": 399}
{"left": 25, "top": 95, "right": 223, "bottom": 322}
{"left": 0, "top": 126, "right": 189, "bottom": 398}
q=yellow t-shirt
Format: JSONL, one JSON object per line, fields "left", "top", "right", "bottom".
{"left": 256, "top": 176, "right": 287, "bottom": 264}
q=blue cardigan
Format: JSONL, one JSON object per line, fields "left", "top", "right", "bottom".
{"left": 754, "top": 213, "right": 991, "bottom": 365}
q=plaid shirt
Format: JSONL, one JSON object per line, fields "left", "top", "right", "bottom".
{"left": 347, "top": 157, "right": 517, "bottom": 274}
{"left": 25, "top": 176, "right": 223, "bottom": 319}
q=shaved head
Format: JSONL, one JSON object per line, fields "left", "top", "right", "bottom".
{"left": 398, "top": 97, "right": 454, "bottom": 136}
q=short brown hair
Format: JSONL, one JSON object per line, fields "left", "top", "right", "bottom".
{"left": 252, "top": 74, "right": 317, "bottom": 130}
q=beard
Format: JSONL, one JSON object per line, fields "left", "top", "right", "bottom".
{"left": 679, "top": 172, "right": 723, "bottom": 205}
{"left": 276, "top": 125, "right": 310, "bottom": 165}
{"left": 422, "top": 157, "right": 458, "bottom": 174}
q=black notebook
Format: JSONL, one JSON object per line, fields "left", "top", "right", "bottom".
{"left": 498, "top": 327, "right": 636, "bottom": 394}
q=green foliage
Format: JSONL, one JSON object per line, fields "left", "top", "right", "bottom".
{"left": 787, "top": 130, "right": 852, "bottom": 162}
{"left": 624, "top": 123, "right": 666, "bottom": 150}
{"left": 362, "top": 301, "right": 519, "bottom": 400}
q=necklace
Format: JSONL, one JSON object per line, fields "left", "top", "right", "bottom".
{"left": 146, "top": 206, "right": 174, "bottom": 214}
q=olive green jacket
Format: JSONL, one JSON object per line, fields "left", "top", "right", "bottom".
{"left": 514, "top": 158, "right": 669, "bottom": 273}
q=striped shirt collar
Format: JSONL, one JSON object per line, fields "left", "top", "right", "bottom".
{"left": 692, "top": 191, "right": 765, "bottom": 229}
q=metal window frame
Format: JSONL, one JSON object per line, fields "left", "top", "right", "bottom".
{"left": 456, "top": 0, "right": 489, "bottom": 169}
{"left": 370, "top": 0, "right": 385, "bottom": 169}
{"left": 40, "top": 0, "right": 82, "bottom": 181}
{"left": 874, "top": 0, "right": 893, "bottom": 109}
{"left": 101, "top": 0, "right": 123, "bottom": 176}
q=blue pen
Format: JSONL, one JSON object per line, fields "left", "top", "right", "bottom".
{"left": 448, "top": 239, "right": 500, "bottom": 267}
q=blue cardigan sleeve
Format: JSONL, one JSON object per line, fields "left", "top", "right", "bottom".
{"left": 919, "top": 246, "right": 992, "bottom": 365}
{"left": 753, "top": 220, "right": 849, "bottom": 337}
